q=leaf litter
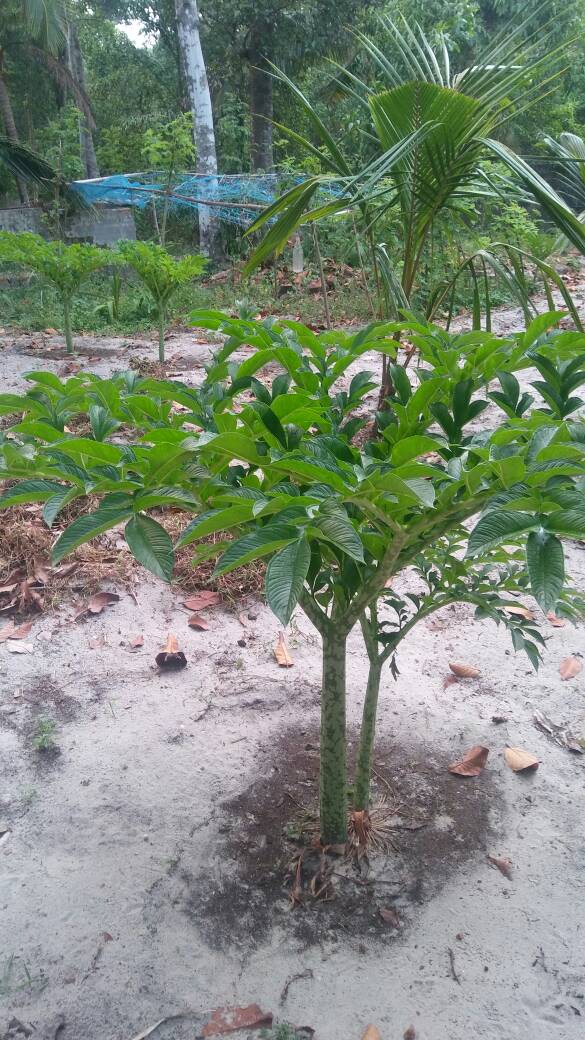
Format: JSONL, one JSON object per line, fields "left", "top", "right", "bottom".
{"left": 559, "top": 656, "right": 582, "bottom": 680}
{"left": 274, "top": 631, "right": 293, "bottom": 667}
{"left": 448, "top": 745, "right": 489, "bottom": 777}
{"left": 449, "top": 661, "right": 480, "bottom": 678}
{"left": 533, "top": 710, "right": 583, "bottom": 753}
{"left": 487, "top": 854, "right": 513, "bottom": 879}
{"left": 504, "top": 747, "right": 539, "bottom": 772}
{"left": 155, "top": 633, "right": 187, "bottom": 670}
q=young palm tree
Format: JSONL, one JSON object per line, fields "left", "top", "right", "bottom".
{"left": 244, "top": 14, "right": 585, "bottom": 395}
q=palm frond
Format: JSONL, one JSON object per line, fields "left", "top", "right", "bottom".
{"left": 0, "top": 135, "right": 59, "bottom": 184}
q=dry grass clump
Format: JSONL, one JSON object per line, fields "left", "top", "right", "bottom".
{"left": 159, "top": 511, "right": 265, "bottom": 602}
{"left": 1, "top": 498, "right": 264, "bottom": 616}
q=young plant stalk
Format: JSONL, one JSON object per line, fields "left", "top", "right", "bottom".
{"left": 320, "top": 626, "right": 348, "bottom": 844}
{"left": 354, "top": 608, "right": 382, "bottom": 812}
{"left": 62, "top": 295, "right": 74, "bottom": 354}
{"left": 158, "top": 305, "right": 166, "bottom": 363}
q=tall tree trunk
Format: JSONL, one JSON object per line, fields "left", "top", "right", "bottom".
{"left": 0, "top": 71, "right": 30, "bottom": 205}
{"left": 249, "top": 28, "right": 273, "bottom": 171}
{"left": 67, "top": 22, "right": 99, "bottom": 179}
{"left": 320, "top": 628, "right": 348, "bottom": 844}
{"left": 174, "top": 0, "right": 222, "bottom": 261}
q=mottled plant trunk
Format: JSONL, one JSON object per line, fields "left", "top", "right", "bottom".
{"left": 353, "top": 659, "right": 382, "bottom": 811}
{"left": 320, "top": 628, "right": 348, "bottom": 844}
{"left": 158, "top": 309, "right": 166, "bottom": 363}
{"left": 67, "top": 23, "right": 100, "bottom": 180}
{"left": 174, "top": 0, "right": 222, "bottom": 261}
{"left": 0, "top": 72, "right": 30, "bottom": 205}
{"left": 249, "top": 29, "right": 273, "bottom": 172}
{"left": 62, "top": 297, "right": 74, "bottom": 354}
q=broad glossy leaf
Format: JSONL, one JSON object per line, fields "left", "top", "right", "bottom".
{"left": 52, "top": 504, "right": 134, "bottom": 563}
{"left": 125, "top": 514, "right": 174, "bottom": 582}
{"left": 265, "top": 537, "right": 311, "bottom": 624}
{"left": 214, "top": 524, "right": 298, "bottom": 576}
{"left": 0, "top": 478, "right": 64, "bottom": 508}
{"left": 467, "top": 510, "right": 538, "bottom": 556}
{"left": 526, "top": 530, "right": 564, "bottom": 612}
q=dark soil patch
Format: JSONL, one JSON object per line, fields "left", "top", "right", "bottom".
{"left": 177, "top": 725, "right": 498, "bottom": 950}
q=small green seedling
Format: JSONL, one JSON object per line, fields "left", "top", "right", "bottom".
{"left": 32, "top": 718, "right": 58, "bottom": 752}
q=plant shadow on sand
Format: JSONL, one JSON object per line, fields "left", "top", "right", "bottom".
{"left": 166, "top": 724, "right": 498, "bottom": 950}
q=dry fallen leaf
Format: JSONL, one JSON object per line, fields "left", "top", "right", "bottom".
{"left": 404, "top": 1029, "right": 417, "bottom": 1040}
{"left": 129, "top": 634, "right": 144, "bottom": 648}
{"left": 362, "top": 1028, "right": 382, "bottom": 1040}
{"left": 504, "top": 747, "right": 539, "bottom": 772}
{"left": 504, "top": 604, "right": 535, "bottom": 620}
{"left": 182, "top": 591, "right": 220, "bottom": 611}
{"left": 533, "top": 710, "right": 583, "bottom": 753}
{"left": 559, "top": 656, "right": 582, "bottom": 680}
{"left": 274, "top": 631, "right": 293, "bottom": 667}
{"left": 75, "top": 591, "right": 120, "bottom": 621}
{"left": 546, "top": 612, "right": 566, "bottom": 628}
{"left": 89, "top": 635, "right": 107, "bottom": 649}
{"left": 187, "top": 614, "right": 210, "bottom": 631}
{"left": 155, "top": 633, "right": 187, "bottom": 670}
{"left": 449, "top": 661, "right": 480, "bottom": 678}
{"left": 487, "top": 854, "right": 513, "bottom": 879}
{"left": 6, "top": 642, "right": 33, "bottom": 654}
{"left": 201, "top": 1005, "right": 273, "bottom": 1037}
{"left": 0, "top": 621, "right": 33, "bottom": 642}
{"left": 379, "top": 906, "right": 401, "bottom": 928}
{"left": 448, "top": 745, "right": 489, "bottom": 777}
{"left": 33, "top": 559, "right": 52, "bottom": 584}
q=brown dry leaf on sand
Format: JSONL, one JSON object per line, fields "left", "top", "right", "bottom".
{"left": 448, "top": 745, "right": 489, "bottom": 777}
{"left": 361, "top": 1028, "right": 382, "bottom": 1040}
{"left": 559, "top": 656, "right": 582, "bottom": 680}
{"left": 155, "top": 633, "right": 187, "bottom": 671}
{"left": 546, "top": 612, "right": 566, "bottom": 628}
{"left": 188, "top": 614, "right": 210, "bottom": 631}
{"left": 74, "top": 591, "right": 120, "bottom": 621}
{"left": 128, "top": 634, "right": 144, "bottom": 649}
{"left": 487, "top": 854, "right": 513, "bottom": 879}
{"left": 0, "top": 620, "right": 33, "bottom": 642}
{"left": 274, "top": 631, "right": 293, "bottom": 667}
{"left": 449, "top": 661, "right": 480, "bottom": 678}
{"left": 504, "top": 747, "right": 539, "bottom": 772}
{"left": 379, "top": 906, "right": 401, "bottom": 928}
{"left": 504, "top": 604, "right": 534, "bottom": 620}
{"left": 183, "top": 591, "right": 220, "bottom": 611}
{"left": 200, "top": 1004, "right": 273, "bottom": 1037}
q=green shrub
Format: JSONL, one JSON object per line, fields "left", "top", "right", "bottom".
{"left": 2, "top": 310, "right": 585, "bottom": 842}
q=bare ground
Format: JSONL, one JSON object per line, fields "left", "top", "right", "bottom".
{"left": 1, "top": 317, "right": 585, "bottom": 1040}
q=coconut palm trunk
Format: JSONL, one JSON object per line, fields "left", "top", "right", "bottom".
{"left": 174, "top": 0, "right": 222, "bottom": 261}
{"left": 0, "top": 68, "right": 30, "bottom": 205}
{"left": 67, "top": 22, "right": 99, "bottom": 180}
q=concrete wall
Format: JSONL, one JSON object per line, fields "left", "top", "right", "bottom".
{"left": 0, "top": 205, "right": 136, "bottom": 245}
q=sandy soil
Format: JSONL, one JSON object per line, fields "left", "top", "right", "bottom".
{"left": 1, "top": 315, "right": 585, "bottom": 1040}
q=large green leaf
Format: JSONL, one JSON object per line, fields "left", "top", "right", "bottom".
{"left": 125, "top": 514, "right": 174, "bottom": 582}
{"left": 546, "top": 509, "right": 585, "bottom": 537}
{"left": 314, "top": 504, "right": 364, "bottom": 562}
{"left": 526, "top": 530, "right": 564, "bottom": 612}
{"left": 200, "top": 432, "right": 266, "bottom": 467}
{"left": 467, "top": 510, "right": 538, "bottom": 556}
{"left": 52, "top": 504, "right": 134, "bottom": 563}
{"left": 213, "top": 524, "right": 298, "bottom": 576}
{"left": 0, "top": 479, "right": 64, "bottom": 508}
{"left": 265, "top": 537, "right": 311, "bottom": 625}
{"left": 176, "top": 504, "right": 255, "bottom": 546}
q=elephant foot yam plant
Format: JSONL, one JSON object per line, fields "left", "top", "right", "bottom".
{"left": 0, "top": 232, "right": 115, "bottom": 354}
{"left": 117, "top": 241, "right": 206, "bottom": 362}
{"left": 2, "top": 310, "right": 585, "bottom": 845}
